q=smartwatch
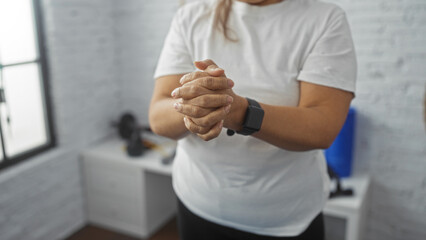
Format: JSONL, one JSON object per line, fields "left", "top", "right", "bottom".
{"left": 227, "top": 98, "right": 264, "bottom": 136}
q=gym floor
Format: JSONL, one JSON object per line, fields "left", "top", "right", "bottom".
{"left": 65, "top": 218, "right": 179, "bottom": 240}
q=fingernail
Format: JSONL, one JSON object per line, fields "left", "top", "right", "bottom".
{"left": 227, "top": 79, "right": 234, "bottom": 87}
{"left": 225, "top": 105, "right": 231, "bottom": 114}
{"left": 215, "top": 67, "right": 223, "bottom": 71}
{"left": 219, "top": 120, "right": 224, "bottom": 129}
{"left": 227, "top": 96, "right": 234, "bottom": 104}
{"left": 171, "top": 88, "right": 179, "bottom": 98}
{"left": 179, "top": 75, "right": 186, "bottom": 84}
{"left": 174, "top": 102, "right": 182, "bottom": 111}
{"left": 184, "top": 117, "right": 190, "bottom": 127}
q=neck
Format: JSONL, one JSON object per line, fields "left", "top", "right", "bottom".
{"left": 237, "top": 0, "right": 284, "bottom": 7}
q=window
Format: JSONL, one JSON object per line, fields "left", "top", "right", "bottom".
{"left": 0, "top": 0, "right": 55, "bottom": 170}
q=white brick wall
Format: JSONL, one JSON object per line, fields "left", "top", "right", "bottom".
{"left": 114, "top": 0, "right": 180, "bottom": 124}
{"left": 323, "top": 0, "right": 426, "bottom": 239}
{"left": 0, "top": 0, "right": 123, "bottom": 239}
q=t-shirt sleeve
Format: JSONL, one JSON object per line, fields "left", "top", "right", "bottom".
{"left": 297, "top": 11, "right": 357, "bottom": 93}
{"left": 154, "top": 10, "right": 195, "bottom": 79}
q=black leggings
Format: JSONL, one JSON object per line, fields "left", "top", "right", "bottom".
{"left": 177, "top": 198, "right": 324, "bottom": 240}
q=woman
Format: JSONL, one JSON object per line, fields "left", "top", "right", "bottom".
{"left": 149, "top": 0, "right": 356, "bottom": 239}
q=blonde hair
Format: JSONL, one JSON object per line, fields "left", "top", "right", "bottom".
{"left": 213, "top": 0, "right": 237, "bottom": 41}
{"left": 180, "top": 0, "right": 236, "bottom": 41}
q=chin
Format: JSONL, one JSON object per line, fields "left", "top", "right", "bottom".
{"left": 236, "top": 0, "right": 280, "bottom": 5}
{"left": 241, "top": 0, "right": 266, "bottom": 3}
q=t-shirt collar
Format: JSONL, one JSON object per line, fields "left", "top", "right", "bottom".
{"left": 232, "top": 0, "right": 291, "bottom": 16}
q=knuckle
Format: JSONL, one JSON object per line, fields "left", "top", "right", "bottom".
{"left": 198, "top": 97, "right": 208, "bottom": 106}
{"left": 194, "top": 71, "right": 206, "bottom": 79}
{"left": 192, "top": 72, "right": 199, "bottom": 79}
{"left": 192, "top": 107, "right": 201, "bottom": 117}
{"left": 183, "top": 105, "right": 191, "bottom": 114}
{"left": 192, "top": 118, "right": 201, "bottom": 126}
{"left": 197, "top": 126, "right": 207, "bottom": 135}
{"left": 204, "top": 77, "right": 214, "bottom": 87}
{"left": 188, "top": 85, "right": 197, "bottom": 95}
{"left": 198, "top": 118, "right": 209, "bottom": 127}
{"left": 204, "top": 118, "right": 214, "bottom": 127}
{"left": 190, "top": 125, "right": 198, "bottom": 133}
{"left": 188, "top": 123, "right": 197, "bottom": 132}
{"left": 212, "top": 79, "right": 222, "bottom": 89}
{"left": 182, "top": 73, "right": 191, "bottom": 83}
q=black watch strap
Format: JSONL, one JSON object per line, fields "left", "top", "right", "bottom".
{"left": 247, "top": 98, "right": 261, "bottom": 108}
{"left": 225, "top": 98, "right": 263, "bottom": 136}
{"left": 237, "top": 126, "right": 257, "bottom": 136}
{"left": 227, "top": 98, "right": 264, "bottom": 136}
{"left": 237, "top": 98, "right": 262, "bottom": 135}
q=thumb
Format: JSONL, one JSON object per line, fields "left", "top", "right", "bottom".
{"left": 194, "top": 59, "right": 217, "bottom": 70}
{"left": 194, "top": 59, "right": 225, "bottom": 77}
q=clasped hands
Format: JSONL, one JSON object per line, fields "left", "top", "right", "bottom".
{"left": 171, "top": 59, "right": 243, "bottom": 141}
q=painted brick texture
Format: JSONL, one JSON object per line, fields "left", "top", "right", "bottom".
{"left": 323, "top": 0, "right": 426, "bottom": 239}
{"left": 0, "top": 0, "right": 122, "bottom": 239}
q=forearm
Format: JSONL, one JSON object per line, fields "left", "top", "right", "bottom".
{"left": 253, "top": 104, "right": 338, "bottom": 151}
{"left": 225, "top": 95, "right": 349, "bottom": 151}
{"left": 149, "top": 97, "right": 188, "bottom": 140}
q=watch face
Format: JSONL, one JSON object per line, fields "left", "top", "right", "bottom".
{"left": 245, "top": 107, "right": 264, "bottom": 131}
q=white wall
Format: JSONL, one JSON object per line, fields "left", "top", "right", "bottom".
{"left": 0, "top": 0, "right": 122, "bottom": 239}
{"left": 323, "top": 0, "right": 426, "bottom": 239}
{"left": 114, "top": 0, "right": 180, "bottom": 124}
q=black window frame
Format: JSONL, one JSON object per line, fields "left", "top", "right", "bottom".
{"left": 0, "top": 0, "right": 56, "bottom": 170}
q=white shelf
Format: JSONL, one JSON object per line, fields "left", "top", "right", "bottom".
{"left": 80, "top": 134, "right": 176, "bottom": 239}
{"left": 324, "top": 175, "right": 370, "bottom": 240}
{"left": 82, "top": 134, "right": 175, "bottom": 176}
{"left": 324, "top": 175, "right": 370, "bottom": 216}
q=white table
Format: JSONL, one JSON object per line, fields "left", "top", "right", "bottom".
{"left": 324, "top": 175, "right": 370, "bottom": 240}
{"left": 81, "top": 136, "right": 369, "bottom": 240}
{"left": 80, "top": 135, "right": 176, "bottom": 238}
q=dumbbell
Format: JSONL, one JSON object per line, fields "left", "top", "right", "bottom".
{"left": 112, "top": 113, "right": 150, "bottom": 156}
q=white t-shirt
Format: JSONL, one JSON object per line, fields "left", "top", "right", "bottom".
{"left": 154, "top": 0, "right": 356, "bottom": 236}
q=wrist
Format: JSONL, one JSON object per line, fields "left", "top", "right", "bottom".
{"left": 224, "top": 95, "right": 248, "bottom": 131}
